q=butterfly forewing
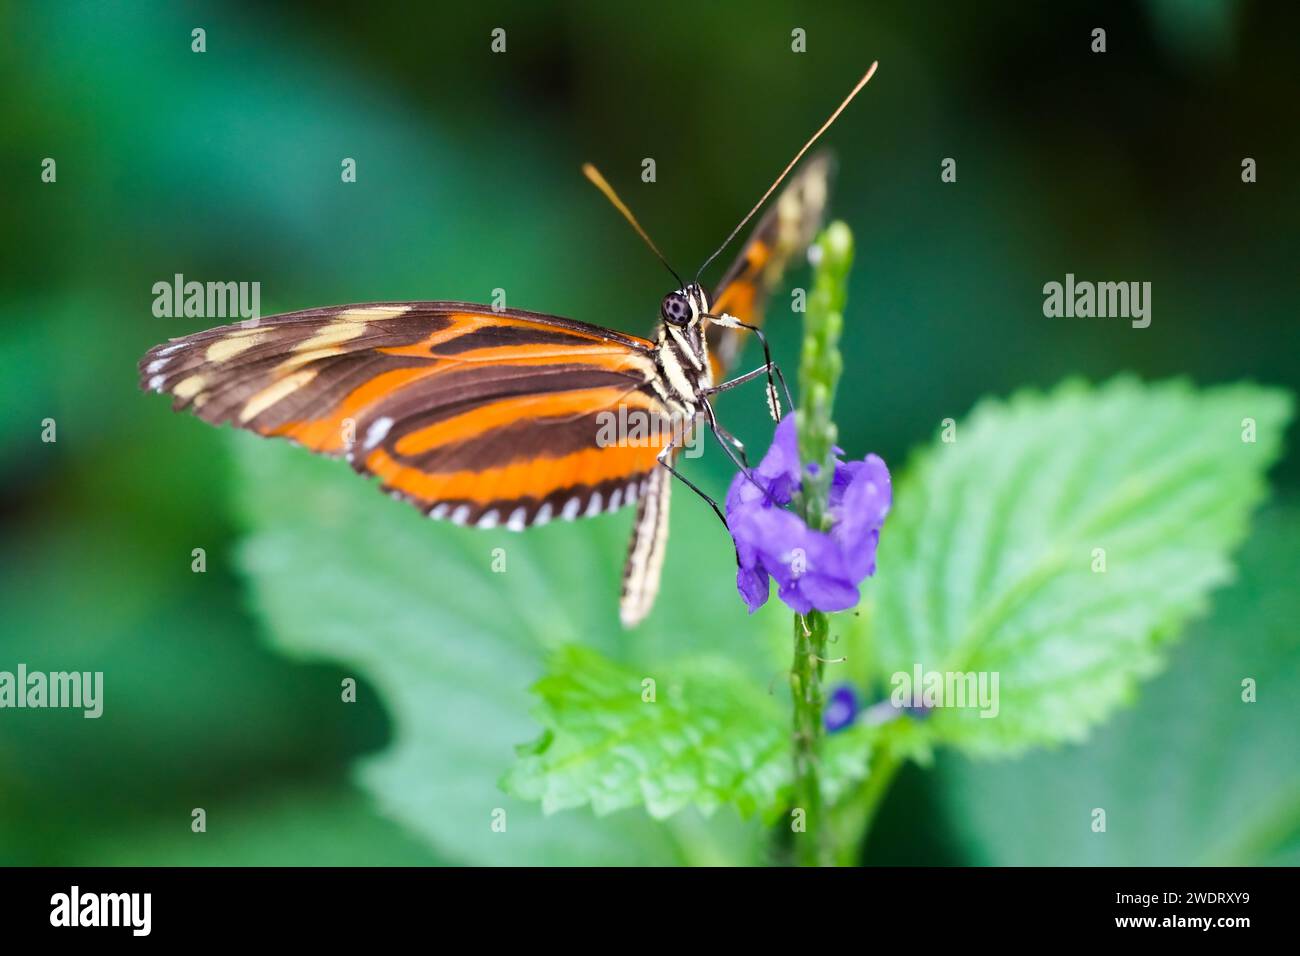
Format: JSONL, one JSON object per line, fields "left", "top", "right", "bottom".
{"left": 140, "top": 302, "right": 673, "bottom": 529}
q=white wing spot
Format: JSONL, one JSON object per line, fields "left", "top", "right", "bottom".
{"left": 609, "top": 488, "right": 622, "bottom": 511}
{"left": 451, "top": 505, "right": 471, "bottom": 525}
{"left": 477, "top": 509, "right": 499, "bottom": 529}
{"left": 585, "top": 492, "right": 603, "bottom": 517}
{"left": 625, "top": 482, "right": 638, "bottom": 505}
{"left": 506, "top": 507, "right": 527, "bottom": 532}
{"left": 534, "top": 502, "right": 553, "bottom": 526}
{"left": 430, "top": 503, "right": 449, "bottom": 520}
{"left": 146, "top": 358, "right": 169, "bottom": 374}
{"left": 562, "top": 497, "right": 582, "bottom": 521}
{"left": 148, "top": 375, "right": 165, "bottom": 392}
{"left": 157, "top": 343, "right": 185, "bottom": 357}
{"left": 363, "top": 416, "right": 394, "bottom": 451}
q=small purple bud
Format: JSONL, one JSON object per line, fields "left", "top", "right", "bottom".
{"left": 824, "top": 684, "right": 859, "bottom": 733}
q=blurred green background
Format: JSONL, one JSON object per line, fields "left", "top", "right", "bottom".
{"left": 2, "top": 0, "right": 1296, "bottom": 865}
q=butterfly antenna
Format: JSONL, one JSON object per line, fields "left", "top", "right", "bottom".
{"left": 582, "top": 163, "right": 685, "bottom": 289}
{"left": 694, "top": 61, "right": 879, "bottom": 285}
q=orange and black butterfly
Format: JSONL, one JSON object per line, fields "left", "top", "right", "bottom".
{"left": 140, "top": 66, "right": 876, "bottom": 626}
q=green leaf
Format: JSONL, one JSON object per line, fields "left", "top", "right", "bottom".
{"left": 870, "top": 377, "right": 1291, "bottom": 754}
{"left": 934, "top": 504, "right": 1300, "bottom": 865}
{"left": 231, "top": 435, "right": 773, "bottom": 865}
{"left": 505, "top": 644, "right": 875, "bottom": 821}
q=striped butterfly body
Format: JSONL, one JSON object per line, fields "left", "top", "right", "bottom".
{"left": 139, "top": 69, "right": 868, "bottom": 625}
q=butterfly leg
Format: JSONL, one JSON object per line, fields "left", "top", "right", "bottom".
{"left": 703, "top": 313, "right": 794, "bottom": 418}
{"left": 701, "top": 397, "right": 783, "bottom": 506}
{"left": 654, "top": 431, "right": 745, "bottom": 570}
{"left": 704, "top": 402, "right": 750, "bottom": 468}
{"left": 703, "top": 363, "right": 771, "bottom": 395}
{"left": 656, "top": 444, "right": 727, "bottom": 529}
{"left": 655, "top": 422, "right": 755, "bottom": 568}
{"left": 657, "top": 446, "right": 741, "bottom": 568}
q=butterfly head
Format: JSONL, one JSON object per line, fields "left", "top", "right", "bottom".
{"left": 660, "top": 283, "right": 709, "bottom": 328}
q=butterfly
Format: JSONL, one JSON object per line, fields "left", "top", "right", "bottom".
{"left": 139, "top": 66, "right": 877, "bottom": 627}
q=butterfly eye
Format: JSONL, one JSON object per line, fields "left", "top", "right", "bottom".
{"left": 660, "top": 292, "right": 692, "bottom": 327}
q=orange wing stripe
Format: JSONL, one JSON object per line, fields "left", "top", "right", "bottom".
{"left": 270, "top": 365, "right": 441, "bottom": 451}
{"left": 365, "top": 442, "right": 662, "bottom": 505}
{"left": 378, "top": 342, "right": 644, "bottom": 371}
{"left": 267, "top": 353, "right": 651, "bottom": 455}
{"left": 373, "top": 312, "right": 630, "bottom": 360}
{"left": 394, "top": 386, "right": 657, "bottom": 455}
{"left": 442, "top": 312, "right": 617, "bottom": 342}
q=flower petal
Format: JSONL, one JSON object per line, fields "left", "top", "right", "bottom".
{"left": 754, "top": 414, "right": 801, "bottom": 503}
{"left": 736, "top": 565, "right": 770, "bottom": 613}
{"left": 791, "top": 572, "right": 861, "bottom": 613}
{"left": 834, "top": 454, "right": 892, "bottom": 581}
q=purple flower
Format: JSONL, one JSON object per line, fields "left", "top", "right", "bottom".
{"left": 725, "top": 415, "right": 891, "bottom": 614}
{"left": 824, "top": 684, "right": 859, "bottom": 733}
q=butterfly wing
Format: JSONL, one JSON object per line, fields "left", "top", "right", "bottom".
{"left": 140, "top": 302, "right": 673, "bottom": 529}
{"left": 706, "top": 151, "right": 835, "bottom": 380}
{"left": 619, "top": 461, "right": 673, "bottom": 627}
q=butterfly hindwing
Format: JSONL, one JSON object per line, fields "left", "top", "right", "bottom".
{"left": 619, "top": 463, "right": 673, "bottom": 627}
{"left": 706, "top": 151, "right": 835, "bottom": 379}
{"left": 140, "top": 302, "right": 673, "bottom": 529}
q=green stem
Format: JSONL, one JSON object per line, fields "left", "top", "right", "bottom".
{"left": 788, "top": 222, "right": 853, "bottom": 867}
{"left": 790, "top": 611, "right": 829, "bottom": 865}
